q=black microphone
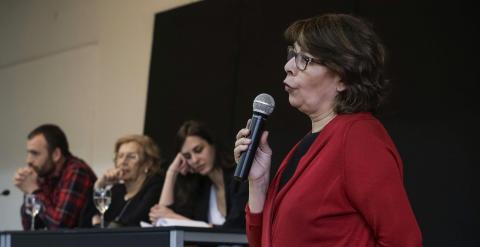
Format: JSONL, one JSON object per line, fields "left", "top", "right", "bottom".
{"left": 234, "top": 93, "right": 275, "bottom": 181}
{"left": 1, "top": 189, "right": 10, "bottom": 196}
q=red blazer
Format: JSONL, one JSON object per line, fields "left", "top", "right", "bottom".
{"left": 246, "top": 113, "right": 422, "bottom": 247}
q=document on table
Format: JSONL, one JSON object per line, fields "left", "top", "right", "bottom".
{"left": 140, "top": 218, "right": 211, "bottom": 228}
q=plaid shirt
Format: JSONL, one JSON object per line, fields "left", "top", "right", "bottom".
{"left": 21, "top": 156, "right": 97, "bottom": 229}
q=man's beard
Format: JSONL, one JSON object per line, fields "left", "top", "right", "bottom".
{"left": 33, "top": 156, "right": 55, "bottom": 177}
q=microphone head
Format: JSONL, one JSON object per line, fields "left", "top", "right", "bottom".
{"left": 253, "top": 93, "right": 275, "bottom": 116}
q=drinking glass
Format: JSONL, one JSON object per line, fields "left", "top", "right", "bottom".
{"left": 93, "top": 187, "right": 112, "bottom": 228}
{"left": 24, "top": 194, "right": 42, "bottom": 231}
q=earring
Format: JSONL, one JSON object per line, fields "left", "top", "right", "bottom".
{"left": 144, "top": 168, "right": 149, "bottom": 174}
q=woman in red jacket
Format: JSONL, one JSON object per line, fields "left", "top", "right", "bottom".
{"left": 234, "top": 13, "right": 422, "bottom": 246}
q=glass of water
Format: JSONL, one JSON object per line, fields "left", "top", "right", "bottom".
{"left": 93, "top": 187, "right": 112, "bottom": 228}
{"left": 24, "top": 194, "right": 42, "bottom": 231}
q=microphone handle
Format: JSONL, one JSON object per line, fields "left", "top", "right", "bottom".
{"left": 234, "top": 113, "right": 266, "bottom": 181}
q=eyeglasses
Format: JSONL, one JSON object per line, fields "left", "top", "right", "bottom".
{"left": 287, "top": 46, "right": 322, "bottom": 71}
{"left": 114, "top": 153, "right": 140, "bottom": 163}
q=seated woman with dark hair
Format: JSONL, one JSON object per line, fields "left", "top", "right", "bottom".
{"left": 149, "top": 120, "right": 248, "bottom": 229}
{"left": 93, "top": 134, "right": 164, "bottom": 227}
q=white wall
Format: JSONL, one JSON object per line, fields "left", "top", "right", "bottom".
{"left": 0, "top": 0, "right": 199, "bottom": 230}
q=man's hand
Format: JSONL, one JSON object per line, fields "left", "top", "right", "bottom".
{"left": 13, "top": 167, "right": 39, "bottom": 194}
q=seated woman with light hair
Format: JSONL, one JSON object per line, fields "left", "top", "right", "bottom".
{"left": 92, "top": 134, "right": 164, "bottom": 227}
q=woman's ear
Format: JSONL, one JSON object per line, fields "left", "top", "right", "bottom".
{"left": 143, "top": 160, "right": 153, "bottom": 174}
{"left": 336, "top": 81, "right": 346, "bottom": 92}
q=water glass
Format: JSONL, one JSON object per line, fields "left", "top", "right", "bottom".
{"left": 24, "top": 194, "right": 42, "bottom": 231}
{"left": 93, "top": 187, "right": 112, "bottom": 228}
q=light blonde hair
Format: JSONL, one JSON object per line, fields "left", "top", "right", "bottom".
{"left": 114, "top": 134, "right": 163, "bottom": 175}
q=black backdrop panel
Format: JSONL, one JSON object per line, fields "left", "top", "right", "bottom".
{"left": 144, "top": 0, "right": 479, "bottom": 246}
{"left": 144, "top": 0, "right": 241, "bottom": 158}
{"left": 359, "top": 1, "right": 480, "bottom": 245}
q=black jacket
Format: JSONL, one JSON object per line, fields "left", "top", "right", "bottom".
{"left": 170, "top": 168, "right": 248, "bottom": 229}
{"left": 103, "top": 174, "right": 164, "bottom": 227}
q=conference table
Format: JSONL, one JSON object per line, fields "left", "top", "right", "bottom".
{"left": 0, "top": 226, "right": 248, "bottom": 247}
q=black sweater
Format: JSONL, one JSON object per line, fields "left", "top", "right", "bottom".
{"left": 103, "top": 174, "right": 164, "bottom": 227}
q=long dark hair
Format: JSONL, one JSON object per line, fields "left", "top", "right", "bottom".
{"left": 173, "top": 120, "right": 234, "bottom": 210}
{"left": 284, "top": 13, "right": 388, "bottom": 114}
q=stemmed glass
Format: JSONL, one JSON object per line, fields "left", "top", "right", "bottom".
{"left": 93, "top": 187, "right": 112, "bottom": 228}
{"left": 24, "top": 194, "right": 42, "bottom": 231}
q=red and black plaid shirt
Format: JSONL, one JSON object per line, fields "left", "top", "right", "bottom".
{"left": 21, "top": 156, "right": 97, "bottom": 229}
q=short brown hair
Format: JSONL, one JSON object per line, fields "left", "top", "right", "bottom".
{"left": 28, "top": 124, "right": 71, "bottom": 157}
{"left": 114, "top": 134, "right": 163, "bottom": 175}
{"left": 285, "top": 13, "right": 388, "bottom": 113}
